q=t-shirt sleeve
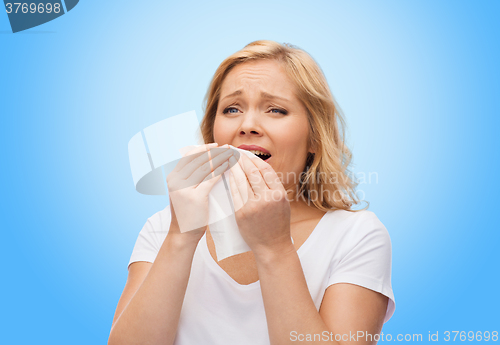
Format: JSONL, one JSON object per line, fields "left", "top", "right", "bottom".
{"left": 327, "top": 211, "right": 395, "bottom": 323}
{"left": 128, "top": 207, "right": 172, "bottom": 269}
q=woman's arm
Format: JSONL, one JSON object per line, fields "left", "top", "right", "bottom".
{"left": 108, "top": 225, "right": 198, "bottom": 345}
{"left": 109, "top": 143, "right": 233, "bottom": 344}
{"left": 110, "top": 261, "right": 152, "bottom": 328}
{"left": 227, "top": 154, "right": 389, "bottom": 344}
{"left": 255, "top": 242, "right": 388, "bottom": 345}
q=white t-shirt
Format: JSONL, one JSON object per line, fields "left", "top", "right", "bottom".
{"left": 128, "top": 206, "right": 396, "bottom": 345}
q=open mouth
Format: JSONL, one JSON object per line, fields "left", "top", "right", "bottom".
{"left": 235, "top": 145, "right": 273, "bottom": 162}
{"left": 244, "top": 150, "right": 272, "bottom": 162}
{"left": 255, "top": 153, "right": 271, "bottom": 162}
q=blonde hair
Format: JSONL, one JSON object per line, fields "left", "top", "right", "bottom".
{"left": 199, "top": 40, "right": 368, "bottom": 212}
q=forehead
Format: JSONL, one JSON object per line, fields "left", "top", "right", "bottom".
{"left": 220, "top": 60, "right": 298, "bottom": 99}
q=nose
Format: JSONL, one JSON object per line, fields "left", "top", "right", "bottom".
{"left": 237, "top": 111, "right": 263, "bottom": 137}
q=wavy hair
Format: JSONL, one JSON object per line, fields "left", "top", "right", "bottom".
{"left": 199, "top": 40, "right": 368, "bottom": 212}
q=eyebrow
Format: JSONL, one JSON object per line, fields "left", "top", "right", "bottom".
{"left": 221, "top": 90, "right": 290, "bottom": 103}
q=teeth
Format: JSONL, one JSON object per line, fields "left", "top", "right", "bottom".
{"left": 247, "top": 149, "right": 271, "bottom": 156}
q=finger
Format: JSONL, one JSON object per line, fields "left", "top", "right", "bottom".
{"left": 248, "top": 155, "right": 285, "bottom": 192}
{"left": 204, "top": 147, "right": 236, "bottom": 178}
{"left": 196, "top": 160, "right": 230, "bottom": 191}
{"left": 228, "top": 155, "right": 252, "bottom": 202}
{"left": 239, "top": 153, "right": 268, "bottom": 195}
{"left": 180, "top": 145, "right": 231, "bottom": 180}
{"left": 185, "top": 147, "right": 234, "bottom": 184}
{"left": 173, "top": 143, "right": 218, "bottom": 173}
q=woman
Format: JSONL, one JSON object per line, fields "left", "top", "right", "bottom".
{"left": 108, "top": 40, "right": 395, "bottom": 345}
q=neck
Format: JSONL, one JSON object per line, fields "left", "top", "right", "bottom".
{"left": 287, "top": 188, "right": 320, "bottom": 224}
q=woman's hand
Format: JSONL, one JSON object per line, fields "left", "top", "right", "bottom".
{"left": 167, "top": 143, "right": 234, "bottom": 244}
{"left": 227, "top": 153, "right": 293, "bottom": 258}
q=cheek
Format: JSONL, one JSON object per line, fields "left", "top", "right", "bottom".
{"left": 213, "top": 116, "right": 231, "bottom": 142}
{"left": 278, "top": 121, "right": 310, "bottom": 151}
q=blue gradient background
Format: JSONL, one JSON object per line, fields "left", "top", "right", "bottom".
{"left": 1, "top": 1, "right": 499, "bottom": 344}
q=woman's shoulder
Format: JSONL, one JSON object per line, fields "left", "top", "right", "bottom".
{"left": 142, "top": 206, "right": 172, "bottom": 235}
{"left": 128, "top": 206, "right": 172, "bottom": 268}
{"left": 324, "top": 208, "right": 383, "bottom": 227}
{"left": 321, "top": 208, "right": 390, "bottom": 243}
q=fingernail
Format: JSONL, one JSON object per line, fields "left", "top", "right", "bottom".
{"left": 208, "top": 143, "right": 218, "bottom": 147}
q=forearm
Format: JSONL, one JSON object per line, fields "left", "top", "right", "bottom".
{"left": 108, "top": 227, "right": 197, "bottom": 345}
{"left": 255, "top": 243, "right": 338, "bottom": 345}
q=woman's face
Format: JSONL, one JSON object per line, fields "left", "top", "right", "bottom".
{"left": 214, "top": 59, "right": 312, "bottom": 192}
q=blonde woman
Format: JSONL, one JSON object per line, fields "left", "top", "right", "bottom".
{"left": 108, "top": 40, "right": 395, "bottom": 345}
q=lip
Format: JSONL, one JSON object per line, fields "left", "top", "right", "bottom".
{"left": 237, "top": 144, "right": 271, "bottom": 155}
{"left": 237, "top": 144, "right": 272, "bottom": 162}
